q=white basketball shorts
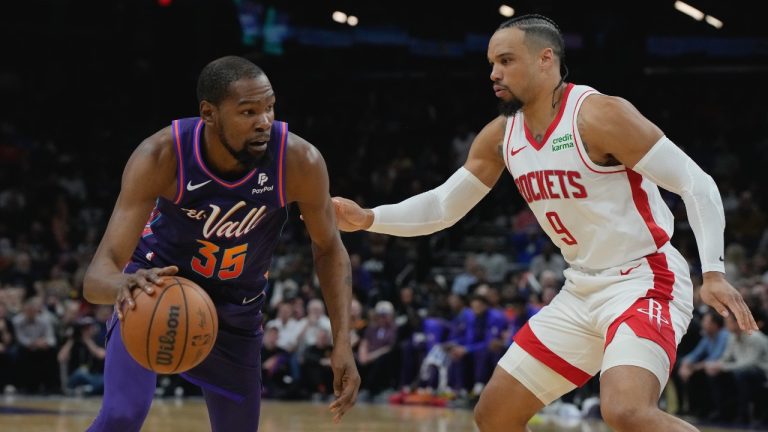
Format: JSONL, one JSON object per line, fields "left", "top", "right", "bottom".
{"left": 498, "top": 243, "right": 693, "bottom": 404}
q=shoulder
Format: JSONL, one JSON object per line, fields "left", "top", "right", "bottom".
{"left": 580, "top": 94, "right": 631, "bottom": 121}
{"left": 467, "top": 115, "right": 508, "bottom": 163}
{"left": 130, "top": 126, "right": 176, "bottom": 169}
{"left": 579, "top": 95, "right": 645, "bottom": 132}
{"left": 479, "top": 116, "right": 508, "bottom": 140}
{"left": 122, "top": 125, "right": 177, "bottom": 198}
{"left": 286, "top": 131, "right": 324, "bottom": 168}
{"left": 284, "top": 131, "right": 329, "bottom": 202}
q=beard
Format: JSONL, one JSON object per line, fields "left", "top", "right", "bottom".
{"left": 219, "top": 129, "right": 272, "bottom": 171}
{"left": 498, "top": 97, "right": 523, "bottom": 117}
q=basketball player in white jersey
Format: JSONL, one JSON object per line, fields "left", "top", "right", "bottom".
{"left": 332, "top": 14, "right": 758, "bottom": 432}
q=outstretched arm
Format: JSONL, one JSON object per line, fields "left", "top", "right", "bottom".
{"left": 285, "top": 132, "right": 360, "bottom": 422}
{"left": 83, "top": 128, "right": 179, "bottom": 318}
{"left": 578, "top": 95, "right": 757, "bottom": 332}
{"left": 333, "top": 116, "right": 508, "bottom": 234}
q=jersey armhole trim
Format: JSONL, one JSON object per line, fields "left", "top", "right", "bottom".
{"left": 502, "top": 115, "right": 516, "bottom": 172}
{"left": 277, "top": 122, "right": 288, "bottom": 207}
{"left": 172, "top": 120, "right": 185, "bottom": 204}
{"left": 572, "top": 91, "right": 625, "bottom": 175}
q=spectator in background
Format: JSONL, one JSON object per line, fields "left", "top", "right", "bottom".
{"left": 349, "top": 298, "right": 367, "bottom": 351}
{"left": 503, "top": 295, "right": 538, "bottom": 341}
{"left": 296, "top": 299, "right": 332, "bottom": 357}
{"left": 723, "top": 243, "right": 748, "bottom": 282}
{"left": 268, "top": 277, "right": 299, "bottom": 311}
{"left": 475, "top": 239, "right": 508, "bottom": 284}
{"left": 529, "top": 242, "right": 567, "bottom": 282}
{"left": 57, "top": 316, "right": 105, "bottom": 396}
{"left": 350, "top": 253, "right": 373, "bottom": 304}
{"left": 0, "top": 301, "right": 15, "bottom": 392}
{"left": 396, "top": 286, "right": 423, "bottom": 342}
{"left": 451, "top": 123, "right": 476, "bottom": 169}
{"left": 397, "top": 286, "right": 425, "bottom": 389}
{"left": 357, "top": 301, "right": 397, "bottom": 400}
{"left": 452, "top": 255, "right": 485, "bottom": 296}
{"left": 266, "top": 301, "right": 302, "bottom": 353}
{"left": 12, "top": 296, "right": 58, "bottom": 393}
{"left": 705, "top": 314, "right": 768, "bottom": 424}
{"left": 728, "top": 191, "right": 766, "bottom": 251}
{"left": 677, "top": 311, "right": 729, "bottom": 416}
{"left": 260, "top": 326, "right": 294, "bottom": 399}
{"left": 291, "top": 296, "right": 307, "bottom": 322}
{"left": 8, "top": 252, "right": 36, "bottom": 298}
{"left": 302, "top": 329, "right": 334, "bottom": 400}
{"left": 447, "top": 295, "right": 508, "bottom": 397}
{"left": 92, "top": 304, "right": 113, "bottom": 347}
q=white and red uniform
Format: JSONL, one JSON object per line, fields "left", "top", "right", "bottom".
{"left": 498, "top": 83, "right": 693, "bottom": 403}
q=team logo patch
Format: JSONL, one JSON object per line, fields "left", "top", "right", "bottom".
{"left": 636, "top": 298, "right": 670, "bottom": 330}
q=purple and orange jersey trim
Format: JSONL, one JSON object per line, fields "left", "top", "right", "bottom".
{"left": 141, "top": 205, "right": 161, "bottom": 238}
{"left": 193, "top": 119, "right": 260, "bottom": 189}
{"left": 172, "top": 120, "right": 186, "bottom": 205}
{"left": 277, "top": 122, "right": 287, "bottom": 207}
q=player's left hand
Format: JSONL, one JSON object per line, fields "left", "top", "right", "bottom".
{"left": 328, "top": 343, "right": 360, "bottom": 423}
{"left": 700, "top": 272, "right": 758, "bottom": 332}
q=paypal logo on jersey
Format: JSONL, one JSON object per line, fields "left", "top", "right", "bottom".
{"left": 252, "top": 173, "right": 274, "bottom": 194}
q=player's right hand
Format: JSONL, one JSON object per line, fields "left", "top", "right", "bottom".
{"left": 115, "top": 266, "right": 178, "bottom": 320}
{"left": 331, "top": 197, "right": 374, "bottom": 232}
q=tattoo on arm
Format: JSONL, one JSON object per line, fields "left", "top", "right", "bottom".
{"left": 497, "top": 144, "right": 503, "bottom": 158}
{"left": 343, "top": 268, "right": 352, "bottom": 288}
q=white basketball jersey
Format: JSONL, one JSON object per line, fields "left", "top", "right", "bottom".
{"left": 502, "top": 84, "right": 674, "bottom": 270}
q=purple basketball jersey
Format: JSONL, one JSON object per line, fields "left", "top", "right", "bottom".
{"left": 131, "top": 117, "right": 288, "bottom": 309}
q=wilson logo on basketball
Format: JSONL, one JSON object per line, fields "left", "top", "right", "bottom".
{"left": 156, "top": 305, "right": 181, "bottom": 366}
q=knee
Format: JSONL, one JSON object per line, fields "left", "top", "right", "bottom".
{"left": 601, "top": 400, "right": 652, "bottom": 432}
{"left": 92, "top": 402, "right": 151, "bottom": 432}
{"left": 473, "top": 396, "right": 494, "bottom": 431}
{"left": 474, "top": 393, "right": 530, "bottom": 431}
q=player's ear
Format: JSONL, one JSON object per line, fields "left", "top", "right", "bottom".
{"left": 200, "top": 100, "right": 216, "bottom": 124}
{"left": 540, "top": 47, "right": 554, "bottom": 70}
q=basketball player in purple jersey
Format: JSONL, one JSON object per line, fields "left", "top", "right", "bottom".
{"left": 333, "top": 15, "right": 757, "bottom": 432}
{"left": 83, "top": 56, "right": 359, "bottom": 431}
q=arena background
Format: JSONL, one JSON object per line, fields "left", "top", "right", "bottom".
{"left": 0, "top": 0, "right": 766, "bottom": 430}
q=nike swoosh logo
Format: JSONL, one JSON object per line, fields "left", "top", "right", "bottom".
{"left": 718, "top": 256, "right": 724, "bottom": 262}
{"left": 510, "top": 146, "right": 527, "bottom": 156}
{"left": 187, "top": 180, "right": 212, "bottom": 191}
{"left": 242, "top": 292, "right": 265, "bottom": 305}
{"left": 620, "top": 263, "right": 642, "bottom": 276}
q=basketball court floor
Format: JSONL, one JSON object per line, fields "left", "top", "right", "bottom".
{"left": 0, "top": 396, "right": 757, "bottom": 431}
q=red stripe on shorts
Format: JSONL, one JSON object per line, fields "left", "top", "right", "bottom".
{"left": 604, "top": 252, "right": 677, "bottom": 367}
{"left": 513, "top": 324, "right": 592, "bottom": 386}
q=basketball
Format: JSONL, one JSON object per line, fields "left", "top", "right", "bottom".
{"left": 121, "top": 276, "right": 218, "bottom": 374}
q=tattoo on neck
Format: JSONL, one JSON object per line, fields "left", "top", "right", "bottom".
{"left": 535, "top": 134, "right": 543, "bottom": 143}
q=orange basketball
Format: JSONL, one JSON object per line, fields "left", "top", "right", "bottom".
{"left": 121, "top": 276, "right": 218, "bottom": 374}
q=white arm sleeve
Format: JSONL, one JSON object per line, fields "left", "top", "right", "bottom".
{"left": 633, "top": 136, "right": 725, "bottom": 273}
{"left": 369, "top": 167, "right": 491, "bottom": 237}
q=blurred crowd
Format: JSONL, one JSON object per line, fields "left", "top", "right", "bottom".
{"left": 0, "top": 64, "right": 766, "bottom": 428}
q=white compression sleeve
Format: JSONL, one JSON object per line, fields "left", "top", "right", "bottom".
{"left": 633, "top": 136, "right": 725, "bottom": 273}
{"left": 369, "top": 167, "right": 491, "bottom": 237}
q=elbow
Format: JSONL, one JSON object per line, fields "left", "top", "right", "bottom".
{"left": 82, "top": 269, "right": 103, "bottom": 304}
{"left": 82, "top": 272, "right": 95, "bottom": 303}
